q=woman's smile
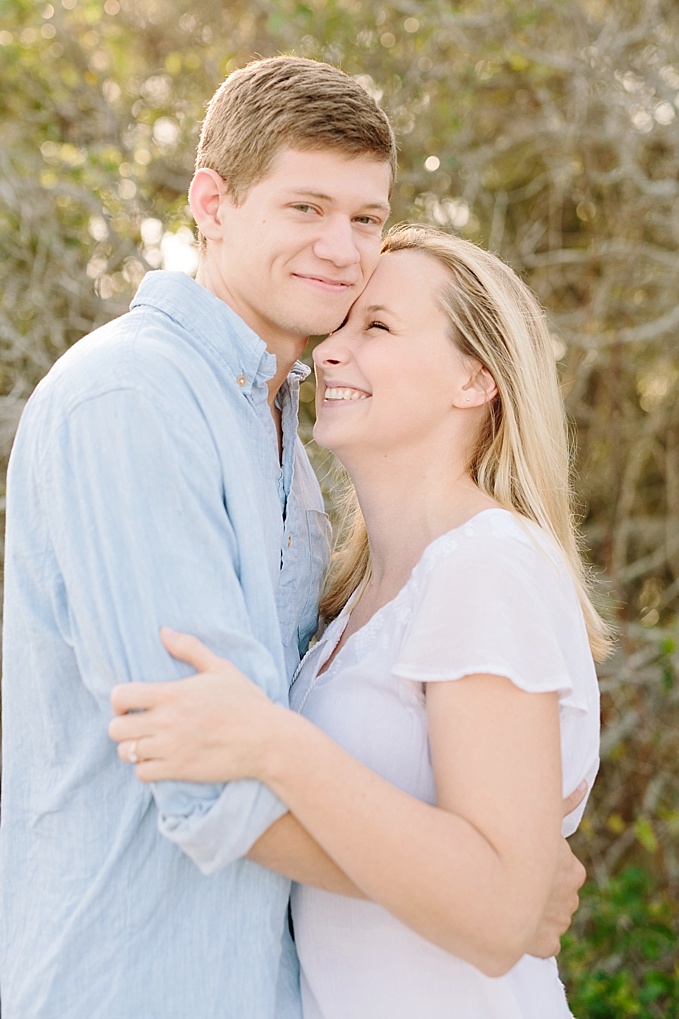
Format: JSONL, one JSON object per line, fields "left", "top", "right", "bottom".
{"left": 322, "top": 386, "right": 372, "bottom": 402}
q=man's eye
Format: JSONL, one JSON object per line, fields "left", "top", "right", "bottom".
{"left": 293, "top": 204, "right": 315, "bottom": 213}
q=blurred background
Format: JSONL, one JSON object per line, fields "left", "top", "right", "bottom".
{"left": 1, "top": 0, "right": 678, "bottom": 1013}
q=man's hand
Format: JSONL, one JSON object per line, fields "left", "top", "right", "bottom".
{"left": 526, "top": 782, "right": 588, "bottom": 958}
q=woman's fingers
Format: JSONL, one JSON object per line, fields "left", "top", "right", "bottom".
{"left": 110, "top": 631, "right": 220, "bottom": 719}
{"left": 107, "top": 640, "right": 274, "bottom": 784}
{"left": 110, "top": 631, "right": 240, "bottom": 723}
{"left": 160, "top": 627, "right": 219, "bottom": 672}
{"left": 117, "top": 738, "right": 146, "bottom": 765}
{"left": 110, "top": 681, "right": 165, "bottom": 716}
{"left": 108, "top": 708, "right": 152, "bottom": 743}
{"left": 134, "top": 759, "right": 165, "bottom": 783}
{"left": 562, "top": 779, "right": 587, "bottom": 818}
{"left": 116, "top": 738, "right": 164, "bottom": 782}
{"left": 116, "top": 732, "right": 210, "bottom": 784}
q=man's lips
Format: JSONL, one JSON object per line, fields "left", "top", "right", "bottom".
{"left": 294, "top": 273, "right": 356, "bottom": 292}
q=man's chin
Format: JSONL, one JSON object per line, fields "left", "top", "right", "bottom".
{"left": 300, "top": 316, "right": 349, "bottom": 340}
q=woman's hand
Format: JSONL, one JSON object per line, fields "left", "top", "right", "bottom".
{"left": 526, "top": 782, "right": 588, "bottom": 958}
{"left": 108, "top": 627, "right": 282, "bottom": 784}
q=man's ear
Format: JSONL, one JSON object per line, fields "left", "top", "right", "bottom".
{"left": 188, "top": 168, "right": 231, "bottom": 243}
{"left": 454, "top": 363, "right": 498, "bottom": 408}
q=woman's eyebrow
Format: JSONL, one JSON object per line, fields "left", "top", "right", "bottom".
{"left": 364, "top": 304, "right": 399, "bottom": 318}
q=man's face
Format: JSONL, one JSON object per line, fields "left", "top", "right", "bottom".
{"left": 205, "top": 147, "right": 392, "bottom": 351}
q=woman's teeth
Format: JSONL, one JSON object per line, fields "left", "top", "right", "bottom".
{"left": 325, "top": 387, "right": 369, "bottom": 401}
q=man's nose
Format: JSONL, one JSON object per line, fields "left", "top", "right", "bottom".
{"left": 313, "top": 216, "right": 361, "bottom": 267}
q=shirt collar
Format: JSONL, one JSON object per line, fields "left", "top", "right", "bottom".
{"left": 130, "top": 271, "right": 313, "bottom": 390}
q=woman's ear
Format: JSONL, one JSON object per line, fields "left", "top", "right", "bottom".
{"left": 454, "top": 363, "right": 498, "bottom": 408}
{"left": 188, "top": 168, "right": 230, "bottom": 243}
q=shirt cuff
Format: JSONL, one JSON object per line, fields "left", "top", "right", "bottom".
{"left": 158, "top": 779, "right": 288, "bottom": 874}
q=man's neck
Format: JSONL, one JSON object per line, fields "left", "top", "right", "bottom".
{"left": 265, "top": 347, "right": 304, "bottom": 411}
{"left": 193, "top": 262, "right": 307, "bottom": 410}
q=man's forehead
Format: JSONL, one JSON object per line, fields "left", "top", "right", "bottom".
{"left": 264, "top": 146, "right": 392, "bottom": 203}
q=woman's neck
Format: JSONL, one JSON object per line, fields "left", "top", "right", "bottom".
{"left": 347, "top": 451, "right": 498, "bottom": 596}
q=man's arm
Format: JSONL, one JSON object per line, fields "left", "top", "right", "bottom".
{"left": 42, "top": 382, "right": 288, "bottom": 871}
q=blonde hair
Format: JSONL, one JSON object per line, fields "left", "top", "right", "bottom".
{"left": 194, "top": 56, "right": 396, "bottom": 247}
{"left": 320, "top": 224, "right": 612, "bottom": 661}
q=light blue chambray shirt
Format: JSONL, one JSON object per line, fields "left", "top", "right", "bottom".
{"left": 0, "top": 271, "right": 331, "bottom": 1018}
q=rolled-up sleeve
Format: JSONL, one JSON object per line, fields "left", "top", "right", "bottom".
{"left": 41, "top": 382, "right": 288, "bottom": 869}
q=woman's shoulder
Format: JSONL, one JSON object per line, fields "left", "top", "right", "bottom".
{"left": 394, "top": 509, "right": 598, "bottom": 711}
{"left": 418, "top": 508, "right": 569, "bottom": 584}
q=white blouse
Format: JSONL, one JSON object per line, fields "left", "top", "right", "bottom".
{"left": 289, "top": 509, "right": 600, "bottom": 1019}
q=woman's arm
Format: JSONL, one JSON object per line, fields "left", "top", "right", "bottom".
{"left": 245, "top": 812, "right": 363, "bottom": 897}
{"left": 247, "top": 773, "right": 585, "bottom": 947}
{"left": 260, "top": 678, "right": 561, "bottom": 977}
{"left": 109, "top": 631, "right": 563, "bottom": 976}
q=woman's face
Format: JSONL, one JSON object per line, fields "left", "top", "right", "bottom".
{"left": 312, "top": 248, "right": 473, "bottom": 462}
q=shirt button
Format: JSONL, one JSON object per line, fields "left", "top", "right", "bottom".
{"left": 287, "top": 535, "right": 292, "bottom": 548}
{"left": 237, "top": 374, "right": 247, "bottom": 387}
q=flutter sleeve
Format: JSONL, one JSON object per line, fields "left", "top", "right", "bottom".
{"left": 392, "top": 520, "right": 592, "bottom": 716}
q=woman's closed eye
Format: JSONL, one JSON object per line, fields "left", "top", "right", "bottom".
{"left": 367, "top": 320, "right": 390, "bottom": 332}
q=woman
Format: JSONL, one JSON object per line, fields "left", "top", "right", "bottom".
{"left": 110, "top": 225, "right": 608, "bottom": 1018}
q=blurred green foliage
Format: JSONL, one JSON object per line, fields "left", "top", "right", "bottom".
{"left": 562, "top": 868, "right": 679, "bottom": 1017}
{"left": 1, "top": 0, "right": 678, "bottom": 1013}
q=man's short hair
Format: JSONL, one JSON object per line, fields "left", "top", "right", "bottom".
{"left": 195, "top": 55, "right": 397, "bottom": 206}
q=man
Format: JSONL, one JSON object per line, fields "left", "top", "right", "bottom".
{"left": 0, "top": 56, "right": 582, "bottom": 1018}
{"left": 1, "top": 56, "right": 394, "bottom": 1018}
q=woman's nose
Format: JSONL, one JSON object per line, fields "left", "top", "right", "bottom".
{"left": 313, "top": 329, "right": 350, "bottom": 367}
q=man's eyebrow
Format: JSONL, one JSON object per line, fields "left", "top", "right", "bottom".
{"left": 281, "top": 189, "right": 390, "bottom": 215}
{"left": 361, "top": 202, "right": 391, "bottom": 215}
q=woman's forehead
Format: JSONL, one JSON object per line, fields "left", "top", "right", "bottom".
{"left": 357, "top": 248, "right": 447, "bottom": 308}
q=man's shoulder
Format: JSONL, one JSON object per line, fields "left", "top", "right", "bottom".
{"left": 33, "top": 303, "right": 216, "bottom": 416}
